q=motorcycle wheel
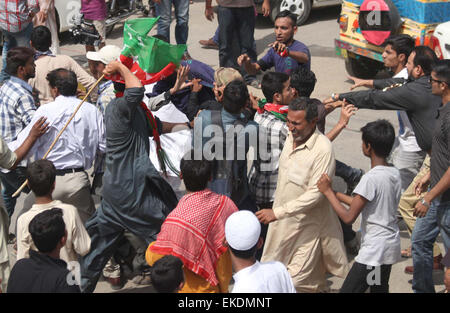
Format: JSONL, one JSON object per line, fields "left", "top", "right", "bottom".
{"left": 105, "top": 24, "right": 115, "bottom": 37}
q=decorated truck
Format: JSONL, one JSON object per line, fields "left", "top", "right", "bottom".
{"left": 335, "top": 0, "right": 450, "bottom": 78}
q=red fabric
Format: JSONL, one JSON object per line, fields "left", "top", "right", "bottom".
{"left": 104, "top": 54, "right": 177, "bottom": 86}
{"left": 257, "top": 102, "right": 289, "bottom": 115}
{"left": 150, "top": 190, "right": 238, "bottom": 286}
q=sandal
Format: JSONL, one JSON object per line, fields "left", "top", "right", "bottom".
{"left": 401, "top": 247, "right": 412, "bottom": 258}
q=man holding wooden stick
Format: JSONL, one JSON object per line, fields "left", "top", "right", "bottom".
{"left": 9, "top": 68, "right": 106, "bottom": 224}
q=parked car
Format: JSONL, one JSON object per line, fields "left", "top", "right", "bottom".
{"left": 255, "top": 0, "right": 342, "bottom": 26}
{"left": 335, "top": 0, "right": 449, "bottom": 78}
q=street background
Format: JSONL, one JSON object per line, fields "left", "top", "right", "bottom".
{"left": 2, "top": 1, "right": 446, "bottom": 293}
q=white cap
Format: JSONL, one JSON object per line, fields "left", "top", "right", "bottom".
{"left": 225, "top": 210, "right": 261, "bottom": 251}
{"left": 86, "top": 45, "right": 122, "bottom": 64}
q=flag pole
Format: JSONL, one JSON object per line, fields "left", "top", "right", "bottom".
{"left": 12, "top": 74, "right": 105, "bottom": 198}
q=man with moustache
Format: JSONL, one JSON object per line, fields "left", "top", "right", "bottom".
{"left": 237, "top": 10, "right": 310, "bottom": 76}
{"left": 256, "top": 97, "right": 348, "bottom": 292}
{"left": 325, "top": 46, "right": 439, "bottom": 156}
{"left": 0, "top": 47, "right": 37, "bottom": 218}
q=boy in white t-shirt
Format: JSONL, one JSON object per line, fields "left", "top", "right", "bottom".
{"left": 225, "top": 210, "right": 296, "bottom": 293}
{"left": 317, "top": 120, "right": 402, "bottom": 293}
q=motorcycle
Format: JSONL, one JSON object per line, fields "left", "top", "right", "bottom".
{"left": 69, "top": 0, "right": 147, "bottom": 46}
{"left": 105, "top": 0, "right": 147, "bottom": 36}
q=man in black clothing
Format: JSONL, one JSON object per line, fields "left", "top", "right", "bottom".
{"left": 7, "top": 208, "right": 80, "bottom": 293}
{"left": 325, "top": 46, "right": 440, "bottom": 154}
{"left": 409, "top": 60, "right": 450, "bottom": 293}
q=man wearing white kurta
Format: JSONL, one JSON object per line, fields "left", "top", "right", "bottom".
{"left": 256, "top": 97, "right": 349, "bottom": 292}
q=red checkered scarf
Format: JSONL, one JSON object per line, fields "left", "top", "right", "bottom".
{"left": 150, "top": 189, "right": 238, "bottom": 286}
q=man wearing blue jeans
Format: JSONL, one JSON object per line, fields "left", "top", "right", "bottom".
{"left": 0, "top": 0, "right": 40, "bottom": 83}
{"left": 411, "top": 60, "right": 450, "bottom": 293}
{"left": 204, "top": 0, "right": 269, "bottom": 87}
{"left": 155, "top": 0, "right": 189, "bottom": 45}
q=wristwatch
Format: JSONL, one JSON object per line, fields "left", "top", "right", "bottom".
{"left": 420, "top": 198, "right": 430, "bottom": 208}
{"left": 331, "top": 93, "right": 338, "bottom": 101}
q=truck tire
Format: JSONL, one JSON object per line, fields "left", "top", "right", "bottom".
{"left": 345, "top": 55, "right": 383, "bottom": 79}
{"left": 271, "top": 0, "right": 312, "bottom": 26}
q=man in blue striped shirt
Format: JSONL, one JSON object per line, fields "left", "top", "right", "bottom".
{"left": 0, "top": 47, "right": 36, "bottom": 217}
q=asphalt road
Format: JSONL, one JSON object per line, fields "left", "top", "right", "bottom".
{"left": 3, "top": 1, "right": 446, "bottom": 293}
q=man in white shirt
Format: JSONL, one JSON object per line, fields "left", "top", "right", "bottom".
{"left": 16, "top": 160, "right": 91, "bottom": 264}
{"left": 225, "top": 210, "right": 296, "bottom": 293}
{"left": 10, "top": 68, "right": 106, "bottom": 223}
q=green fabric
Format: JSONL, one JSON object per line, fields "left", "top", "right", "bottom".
{"left": 122, "top": 17, "right": 187, "bottom": 73}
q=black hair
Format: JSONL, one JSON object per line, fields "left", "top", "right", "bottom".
{"left": 433, "top": 59, "right": 450, "bottom": 84}
{"left": 6, "top": 47, "right": 35, "bottom": 76}
{"left": 360, "top": 119, "right": 395, "bottom": 158}
{"left": 46, "top": 68, "right": 78, "bottom": 96}
{"left": 383, "top": 34, "right": 415, "bottom": 63}
{"left": 29, "top": 208, "right": 65, "bottom": 253}
{"left": 275, "top": 10, "right": 297, "bottom": 27}
{"left": 290, "top": 67, "right": 317, "bottom": 97}
{"left": 113, "top": 82, "right": 126, "bottom": 93}
{"left": 229, "top": 243, "right": 259, "bottom": 259}
{"left": 261, "top": 71, "right": 290, "bottom": 103}
{"left": 222, "top": 79, "right": 249, "bottom": 114}
{"left": 31, "top": 26, "right": 52, "bottom": 52}
{"left": 26, "top": 160, "right": 56, "bottom": 197}
{"left": 412, "top": 46, "right": 438, "bottom": 76}
{"left": 150, "top": 255, "right": 184, "bottom": 293}
{"left": 180, "top": 150, "right": 212, "bottom": 192}
{"left": 288, "top": 97, "right": 318, "bottom": 122}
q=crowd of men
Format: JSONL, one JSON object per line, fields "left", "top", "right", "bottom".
{"left": 0, "top": 0, "right": 449, "bottom": 294}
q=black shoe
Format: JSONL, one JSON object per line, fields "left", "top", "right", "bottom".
{"left": 183, "top": 51, "right": 192, "bottom": 60}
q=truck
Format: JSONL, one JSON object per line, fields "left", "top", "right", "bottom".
{"left": 334, "top": 0, "right": 450, "bottom": 78}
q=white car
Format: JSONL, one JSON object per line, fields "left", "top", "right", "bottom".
{"left": 431, "top": 21, "right": 450, "bottom": 60}
{"left": 256, "top": 0, "right": 341, "bottom": 26}
{"left": 55, "top": 0, "right": 81, "bottom": 33}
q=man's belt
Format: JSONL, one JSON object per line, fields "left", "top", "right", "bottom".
{"left": 55, "top": 168, "right": 84, "bottom": 175}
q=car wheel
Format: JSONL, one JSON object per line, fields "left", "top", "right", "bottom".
{"left": 271, "top": 0, "right": 312, "bottom": 26}
{"left": 345, "top": 55, "right": 383, "bottom": 79}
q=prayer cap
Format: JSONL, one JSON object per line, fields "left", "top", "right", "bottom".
{"left": 225, "top": 210, "right": 261, "bottom": 251}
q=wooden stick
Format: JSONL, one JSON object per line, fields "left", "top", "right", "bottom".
{"left": 12, "top": 74, "right": 105, "bottom": 198}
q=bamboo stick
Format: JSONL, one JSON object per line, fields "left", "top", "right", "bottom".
{"left": 12, "top": 74, "right": 105, "bottom": 198}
